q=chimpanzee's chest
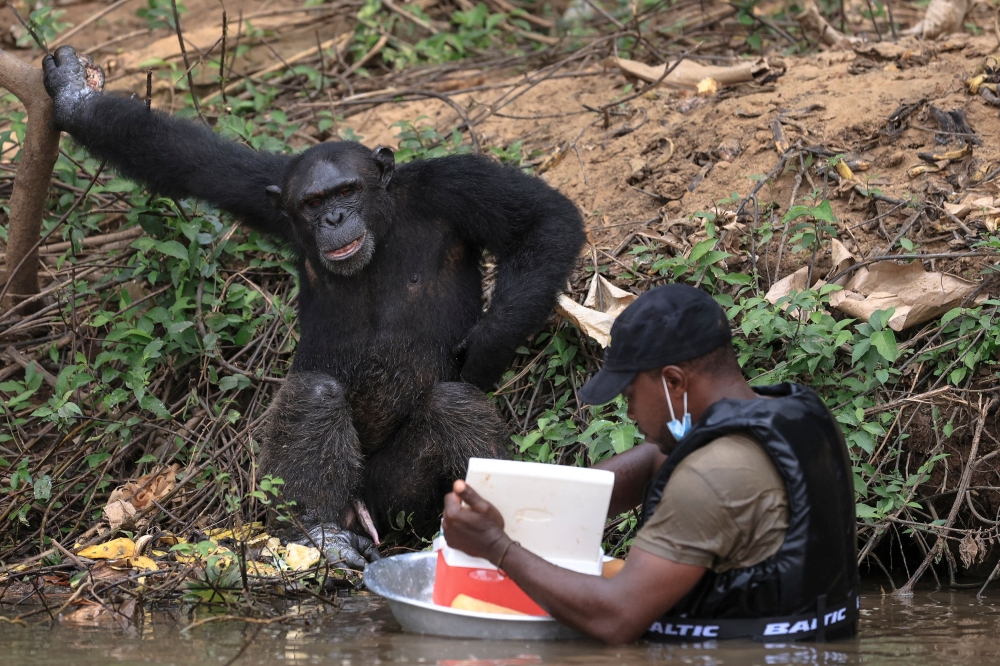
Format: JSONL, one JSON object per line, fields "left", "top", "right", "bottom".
{"left": 290, "top": 217, "right": 484, "bottom": 381}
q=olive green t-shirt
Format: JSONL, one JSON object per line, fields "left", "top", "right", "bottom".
{"left": 632, "top": 434, "right": 789, "bottom": 572}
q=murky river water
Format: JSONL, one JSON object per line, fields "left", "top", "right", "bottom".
{"left": 3, "top": 588, "right": 1000, "bottom": 665}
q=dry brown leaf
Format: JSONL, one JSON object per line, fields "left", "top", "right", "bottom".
{"left": 829, "top": 261, "right": 983, "bottom": 330}
{"left": 796, "top": 0, "right": 859, "bottom": 48}
{"left": 556, "top": 275, "right": 636, "bottom": 348}
{"left": 102, "top": 495, "right": 137, "bottom": 532}
{"left": 765, "top": 266, "right": 811, "bottom": 306}
{"left": 60, "top": 601, "right": 115, "bottom": 627}
{"left": 611, "top": 56, "right": 769, "bottom": 90}
{"left": 829, "top": 238, "right": 857, "bottom": 285}
{"left": 101, "top": 464, "right": 178, "bottom": 530}
{"left": 903, "top": 0, "right": 969, "bottom": 39}
{"left": 131, "top": 464, "right": 179, "bottom": 509}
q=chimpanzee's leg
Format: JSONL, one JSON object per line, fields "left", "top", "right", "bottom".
{"left": 255, "top": 372, "right": 378, "bottom": 567}
{"left": 362, "top": 381, "right": 511, "bottom": 535}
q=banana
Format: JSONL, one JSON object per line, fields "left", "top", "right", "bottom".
{"left": 908, "top": 163, "right": 944, "bottom": 178}
{"left": 835, "top": 159, "right": 855, "bottom": 180}
{"left": 971, "top": 162, "right": 994, "bottom": 184}
{"left": 968, "top": 74, "right": 987, "bottom": 95}
{"left": 917, "top": 144, "right": 972, "bottom": 163}
{"left": 772, "top": 120, "right": 790, "bottom": 155}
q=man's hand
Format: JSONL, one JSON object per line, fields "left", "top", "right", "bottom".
{"left": 442, "top": 480, "right": 510, "bottom": 564}
{"left": 42, "top": 45, "right": 105, "bottom": 131}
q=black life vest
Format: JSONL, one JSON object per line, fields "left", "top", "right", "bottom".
{"left": 639, "top": 383, "right": 860, "bottom": 642}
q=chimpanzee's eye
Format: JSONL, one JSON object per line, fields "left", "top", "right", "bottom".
{"left": 340, "top": 186, "right": 353, "bottom": 197}
{"left": 307, "top": 198, "right": 323, "bottom": 208}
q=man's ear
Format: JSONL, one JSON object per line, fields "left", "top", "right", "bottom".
{"left": 372, "top": 146, "right": 395, "bottom": 188}
{"left": 660, "top": 366, "right": 688, "bottom": 396}
{"left": 265, "top": 185, "right": 283, "bottom": 209}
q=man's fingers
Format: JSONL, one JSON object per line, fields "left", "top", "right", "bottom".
{"left": 443, "top": 491, "right": 461, "bottom": 517}
{"left": 455, "top": 481, "right": 493, "bottom": 514}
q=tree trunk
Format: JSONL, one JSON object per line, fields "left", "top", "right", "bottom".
{"left": 0, "top": 49, "right": 60, "bottom": 309}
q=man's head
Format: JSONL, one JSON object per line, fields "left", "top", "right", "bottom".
{"left": 578, "top": 284, "right": 746, "bottom": 451}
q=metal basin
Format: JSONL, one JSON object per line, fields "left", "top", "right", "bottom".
{"left": 364, "top": 552, "right": 581, "bottom": 640}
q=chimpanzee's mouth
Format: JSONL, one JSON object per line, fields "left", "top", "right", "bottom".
{"left": 324, "top": 233, "right": 366, "bottom": 260}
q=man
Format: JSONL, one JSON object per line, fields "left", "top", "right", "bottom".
{"left": 443, "top": 284, "right": 859, "bottom": 644}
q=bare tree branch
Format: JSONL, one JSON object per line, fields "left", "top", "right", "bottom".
{"left": 0, "top": 48, "right": 60, "bottom": 308}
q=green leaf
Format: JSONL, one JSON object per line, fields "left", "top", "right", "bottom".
{"left": 85, "top": 452, "right": 111, "bottom": 469}
{"left": 155, "top": 239, "right": 190, "bottom": 261}
{"left": 851, "top": 338, "right": 871, "bottom": 364}
{"left": 33, "top": 475, "right": 52, "bottom": 501}
{"left": 811, "top": 199, "right": 837, "bottom": 223}
{"left": 610, "top": 426, "right": 635, "bottom": 454}
{"left": 516, "top": 431, "right": 543, "bottom": 452}
{"left": 870, "top": 330, "right": 899, "bottom": 362}
{"left": 688, "top": 239, "right": 717, "bottom": 263}
{"left": 940, "top": 308, "right": 963, "bottom": 325}
{"left": 855, "top": 503, "right": 879, "bottom": 519}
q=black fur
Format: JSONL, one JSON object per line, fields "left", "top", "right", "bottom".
{"left": 44, "top": 46, "right": 585, "bottom": 556}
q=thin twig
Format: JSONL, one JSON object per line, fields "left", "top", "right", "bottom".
{"left": 170, "top": 0, "right": 207, "bottom": 124}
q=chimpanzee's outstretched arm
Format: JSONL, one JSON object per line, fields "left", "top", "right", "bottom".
{"left": 400, "top": 153, "right": 586, "bottom": 390}
{"left": 43, "top": 46, "right": 291, "bottom": 241}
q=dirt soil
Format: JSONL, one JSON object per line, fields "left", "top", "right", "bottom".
{"left": 338, "top": 35, "right": 1000, "bottom": 284}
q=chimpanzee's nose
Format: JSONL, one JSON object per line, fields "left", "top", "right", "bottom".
{"left": 322, "top": 211, "right": 344, "bottom": 227}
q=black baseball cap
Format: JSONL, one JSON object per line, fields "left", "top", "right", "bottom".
{"left": 578, "top": 284, "right": 732, "bottom": 405}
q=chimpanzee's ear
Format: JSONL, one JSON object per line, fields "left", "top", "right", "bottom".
{"left": 265, "top": 185, "right": 283, "bottom": 209}
{"left": 371, "top": 146, "right": 395, "bottom": 188}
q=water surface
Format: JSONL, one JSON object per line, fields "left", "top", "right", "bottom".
{"left": 3, "top": 588, "right": 1000, "bottom": 665}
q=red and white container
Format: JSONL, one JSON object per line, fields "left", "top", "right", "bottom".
{"left": 433, "top": 458, "right": 615, "bottom": 616}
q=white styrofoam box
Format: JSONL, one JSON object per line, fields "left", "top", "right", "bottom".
{"left": 442, "top": 458, "right": 615, "bottom": 575}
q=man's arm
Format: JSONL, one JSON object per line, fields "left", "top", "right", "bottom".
{"left": 43, "top": 46, "right": 292, "bottom": 242}
{"left": 400, "top": 153, "right": 586, "bottom": 390}
{"left": 593, "top": 443, "right": 668, "bottom": 517}
{"left": 443, "top": 481, "right": 704, "bottom": 645}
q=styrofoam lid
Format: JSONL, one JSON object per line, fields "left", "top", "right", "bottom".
{"left": 462, "top": 458, "right": 614, "bottom": 567}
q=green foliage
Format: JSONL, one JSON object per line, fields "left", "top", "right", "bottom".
{"left": 15, "top": 4, "right": 71, "bottom": 49}
{"left": 782, "top": 199, "right": 838, "bottom": 254}
{"left": 351, "top": 0, "right": 515, "bottom": 71}
{"left": 136, "top": 0, "right": 185, "bottom": 30}
{"left": 503, "top": 329, "right": 643, "bottom": 468}
{"left": 392, "top": 117, "right": 471, "bottom": 162}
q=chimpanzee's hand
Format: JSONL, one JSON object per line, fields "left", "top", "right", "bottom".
{"left": 442, "top": 480, "right": 511, "bottom": 565}
{"left": 305, "top": 524, "right": 381, "bottom": 570}
{"left": 42, "top": 45, "right": 105, "bottom": 131}
{"left": 458, "top": 335, "right": 506, "bottom": 392}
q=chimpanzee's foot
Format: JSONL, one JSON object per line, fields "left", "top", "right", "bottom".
{"left": 304, "top": 524, "right": 380, "bottom": 569}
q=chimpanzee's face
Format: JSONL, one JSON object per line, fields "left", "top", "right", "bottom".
{"left": 293, "top": 159, "right": 377, "bottom": 275}
{"left": 267, "top": 143, "right": 394, "bottom": 276}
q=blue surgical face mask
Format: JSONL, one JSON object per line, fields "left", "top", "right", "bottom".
{"left": 661, "top": 377, "right": 691, "bottom": 441}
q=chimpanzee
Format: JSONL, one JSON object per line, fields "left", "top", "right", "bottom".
{"left": 43, "top": 46, "right": 585, "bottom": 567}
